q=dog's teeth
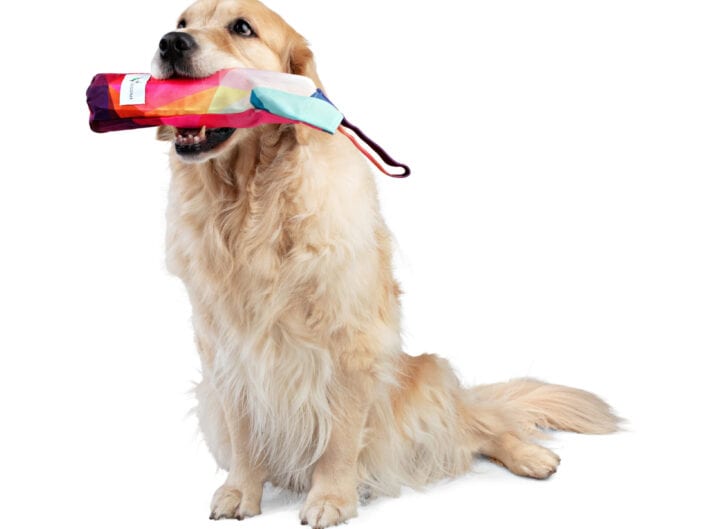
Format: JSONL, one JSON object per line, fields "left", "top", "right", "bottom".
{"left": 191, "top": 125, "right": 207, "bottom": 143}
{"left": 175, "top": 127, "right": 213, "bottom": 148}
{"left": 175, "top": 134, "right": 192, "bottom": 146}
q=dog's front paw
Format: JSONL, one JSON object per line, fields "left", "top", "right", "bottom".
{"left": 210, "top": 485, "right": 261, "bottom": 521}
{"left": 300, "top": 493, "right": 357, "bottom": 529}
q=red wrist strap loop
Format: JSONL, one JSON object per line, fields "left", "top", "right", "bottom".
{"left": 338, "top": 118, "right": 410, "bottom": 178}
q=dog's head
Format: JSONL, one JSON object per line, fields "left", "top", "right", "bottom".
{"left": 152, "top": 0, "right": 320, "bottom": 162}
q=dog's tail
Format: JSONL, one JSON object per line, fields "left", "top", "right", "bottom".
{"left": 464, "top": 377, "right": 620, "bottom": 437}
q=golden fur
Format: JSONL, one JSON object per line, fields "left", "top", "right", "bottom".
{"left": 152, "top": 1, "right": 619, "bottom": 527}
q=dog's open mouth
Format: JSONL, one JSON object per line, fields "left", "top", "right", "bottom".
{"left": 174, "top": 126, "right": 236, "bottom": 156}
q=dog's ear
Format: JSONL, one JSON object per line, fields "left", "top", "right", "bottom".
{"left": 285, "top": 34, "right": 325, "bottom": 144}
{"left": 156, "top": 125, "right": 174, "bottom": 141}
{"left": 286, "top": 34, "right": 324, "bottom": 90}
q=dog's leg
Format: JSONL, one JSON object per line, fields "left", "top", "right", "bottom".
{"left": 481, "top": 432, "right": 561, "bottom": 479}
{"left": 300, "top": 373, "right": 371, "bottom": 529}
{"left": 468, "top": 378, "right": 618, "bottom": 479}
{"left": 210, "top": 403, "right": 267, "bottom": 520}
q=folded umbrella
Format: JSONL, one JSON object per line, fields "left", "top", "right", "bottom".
{"left": 86, "top": 68, "right": 409, "bottom": 177}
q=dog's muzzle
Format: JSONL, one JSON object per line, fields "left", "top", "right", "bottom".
{"left": 154, "top": 31, "right": 237, "bottom": 158}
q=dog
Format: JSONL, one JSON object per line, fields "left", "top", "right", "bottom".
{"left": 150, "top": 1, "right": 619, "bottom": 527}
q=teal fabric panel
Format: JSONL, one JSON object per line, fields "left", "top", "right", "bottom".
{"left": 250, "top": 87, "right": 343, "bottom": 134}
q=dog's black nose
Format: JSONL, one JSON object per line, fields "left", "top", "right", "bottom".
{"left": 159, "top": 31, "right": 196, "bottom": 62}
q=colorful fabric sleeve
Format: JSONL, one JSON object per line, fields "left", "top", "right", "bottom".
{"left": 86, "top": 69, "right": 343, "bottom": 133}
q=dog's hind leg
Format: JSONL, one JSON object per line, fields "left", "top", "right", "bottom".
{"left": 466, "top": 378, "right": 619, "bottom": 479}
{"left": 480, "top": 432, "right": 561, "bottom": 479}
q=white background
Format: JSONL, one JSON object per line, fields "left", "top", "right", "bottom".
{"left": 1, "top": 1, "right": 703, "bottom": 527}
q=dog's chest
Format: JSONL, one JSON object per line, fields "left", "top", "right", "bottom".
{"left": 164, "top": 175, "right": 294, "bottom": 312}
{"left": 166, "top": 174, "right": 335, "bottom": 441}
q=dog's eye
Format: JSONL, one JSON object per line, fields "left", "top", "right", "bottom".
{"left": 229, "top": 18, "right": 255, "bottom": 38}
{"left": 177, "top": 19, "right": 186, "bottom": 29}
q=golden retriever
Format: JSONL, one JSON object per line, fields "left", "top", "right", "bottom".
{"left": 150, "top": 0, "right": 619, "bottom": 527}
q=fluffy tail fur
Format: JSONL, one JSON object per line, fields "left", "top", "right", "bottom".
{"left": 466, "top": 378, "right": 619, "bottom": 436}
